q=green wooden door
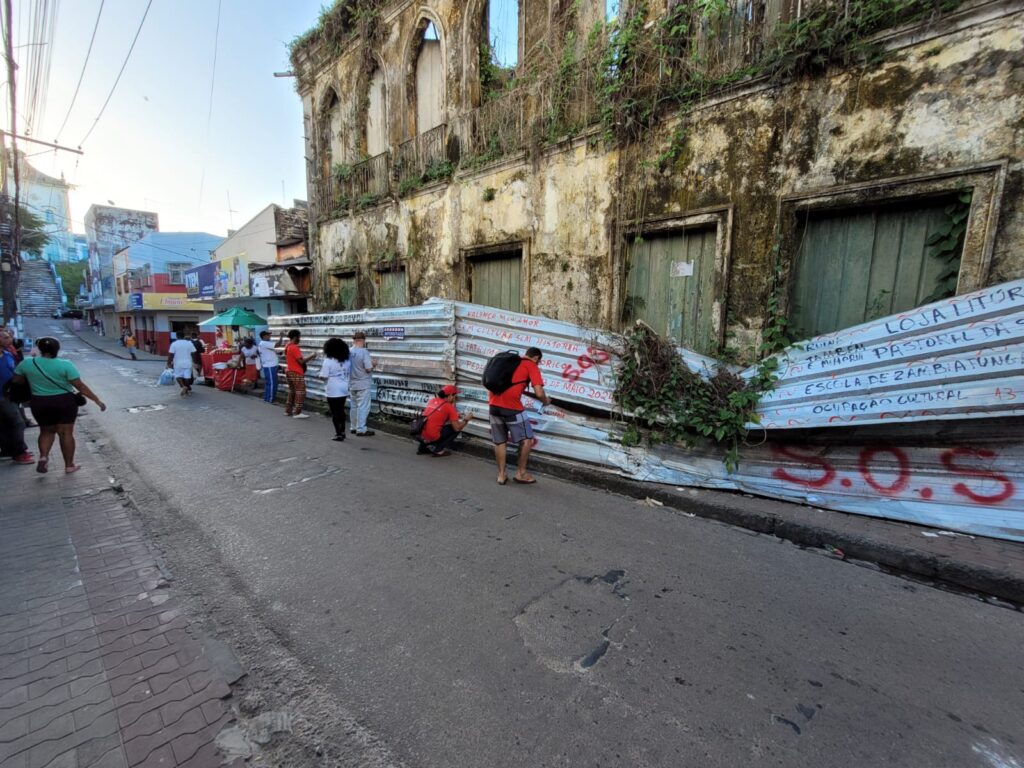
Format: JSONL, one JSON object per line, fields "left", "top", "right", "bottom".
{"left": 789, "top": 199, "right": 964, "bottom": 340}
{"left": 471, "top": 254, "right": 522, "bottom": 312}
{"left": 624, "top": 227, "right": 719, "bottom": 353}
{"left": 335, "top": 275, "right": 358, "bottom": 310}
{"left": 377, "top": 269, "right": 407, "bottom": 307}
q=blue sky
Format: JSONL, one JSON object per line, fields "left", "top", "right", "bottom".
{"left": 7, "top": 0, "right": 324, "bottom": 237}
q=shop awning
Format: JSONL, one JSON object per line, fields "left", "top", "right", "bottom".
{"left": 198, "top": 306, "right": 267, "bottom": 328}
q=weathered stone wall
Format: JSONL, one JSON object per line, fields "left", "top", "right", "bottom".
{"left": 300, "top": 0, "right": 1024, "bottom": 358}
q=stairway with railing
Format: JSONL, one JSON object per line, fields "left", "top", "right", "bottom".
{"left": 13, "top": 260, "right": 65, "bottom": 317}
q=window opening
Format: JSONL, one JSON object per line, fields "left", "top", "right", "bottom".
{"left": 415, "top": 21, "right": 444, "bottom": 134}
{"left": 167, "top": 263, "right": 190, "bottom": 285}
{"left": 331, "top": 272, "right": 359, "bottom": 310}
{"left": 469, "top": 249, "right": 522, "bottom": 312}
{"left": 375, "top": 267, "right": 407, "bottom": 307}
{"left": 788, "top": 195, "right": 968, "bottom": 340}
{"left": 366, "top": 68, "right": 388, "bottom": 157}
{"left": 486, "top": 0, "right": 519, "bottom": 69}
{"left": 623, "top": 227, "right": 719, "bottom": 354}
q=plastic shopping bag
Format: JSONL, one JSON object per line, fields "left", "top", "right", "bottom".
{"left": 158, "top": 369, "right": 175, "bottom": 386}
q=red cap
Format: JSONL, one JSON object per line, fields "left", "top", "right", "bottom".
{"left": 440, "top": 384, "right": 461, "bottom": 396}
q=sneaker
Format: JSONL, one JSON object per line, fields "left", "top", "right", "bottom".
{"left": 293, "top": 413, "right": 310, "bottom": 419}
{"left": 13, "top": 452, "right": 34, "bottom": 465}
{"left": 356, "top": 430, "right": 375, "bottom": 436}
{"left": 350, "top": 429, "right": 357, "bottom": 434}
{"left": 332, "top": 435, "right": 345, "bottom": 442}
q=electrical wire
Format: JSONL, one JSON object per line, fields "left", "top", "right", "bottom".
{"left": 54, "top": 0, "right": 103, "bottom": 142}
{"left": 198, "top": 0, "right": 222, "bottom": 208}
{"left": 78, "top": 0, "right": 153, "bottom": 148}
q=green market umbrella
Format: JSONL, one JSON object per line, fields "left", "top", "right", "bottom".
{"left": 198, "top": 306, "right": 267, "bottom": 328}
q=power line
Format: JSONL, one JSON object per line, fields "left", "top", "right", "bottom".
{"left": 54, "top": 0, "right": 103, "bottom": 143}
{"left": 78, "top": 0, "right": 152, "bottom": 148}
{"left": 197, "top": 0, "right": 222, "bottom": 208}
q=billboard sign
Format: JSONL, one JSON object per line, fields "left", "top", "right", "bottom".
{"left": 185, "top": 262, "right": 218, "bottom": 299}
{"left": 215, "top": 257, "right": 249, "bottom": 298}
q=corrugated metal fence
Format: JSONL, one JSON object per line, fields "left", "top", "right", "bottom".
{"left": 266, "top": 280, "right": 1024, "bottom": 541}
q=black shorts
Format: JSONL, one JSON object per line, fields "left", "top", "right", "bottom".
{"left": 29, "top": 393, "right": 79, "bottom": 427}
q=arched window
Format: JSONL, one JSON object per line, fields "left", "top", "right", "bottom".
{"left": 366, "top": 67, "right": 388, "bottom": 157}
{"left": 318, "top": 88, "right": 346, "bottom": 178}
{"left": 485, "top": 0, "right": 519, "bottom": 69}
{"left": 415, "top": 20, "right": 444, "bottom": 135}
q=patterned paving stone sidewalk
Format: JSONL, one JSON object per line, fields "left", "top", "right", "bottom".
{"left": 0, "top": 455, "right": 239, "bottom": 768}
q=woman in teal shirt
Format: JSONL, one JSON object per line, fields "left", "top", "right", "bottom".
{"left": 11, "top": 336, "right": 106, "bottom": 474}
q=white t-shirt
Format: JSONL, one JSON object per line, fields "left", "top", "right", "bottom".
{"left": 241, "top": 345, "right": 259, "bottom": 366}
{"left": 258, "top": 339, "right": 278, "bottom": 368}
{"left": 169, "top": 339, "right": 195, "bottom": 370}
{"left": 320, "top": 357, "right": 351, "bottom": 398}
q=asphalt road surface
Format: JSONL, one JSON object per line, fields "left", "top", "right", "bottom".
{"left": 30, "top": 321, "right": 1024, "bottom": 768}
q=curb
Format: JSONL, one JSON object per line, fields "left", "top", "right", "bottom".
{"left": 365, "top": 413, "right": 1024, "bottom": 608}
{"left": 66, "top": 326, "right": 165, "bottom": 362}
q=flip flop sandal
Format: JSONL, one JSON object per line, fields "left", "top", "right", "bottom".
{"left": 497, "top": 477, "right": 509, "bottom": 485}
{"left": 36, "top": 458, "right": 48, "bottom": 474}
{"left": 513, "top": 477, "right": 537, "bottom": 484}
{"left": 65, "top": 465, "right": 81, "bottom": 474}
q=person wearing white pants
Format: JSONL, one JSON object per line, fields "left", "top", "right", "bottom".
{"left": 348, "top": 331, "right": 374, "bottom": 436}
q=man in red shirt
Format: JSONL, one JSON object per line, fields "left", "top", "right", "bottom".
{"left": 416, "top": 384, "right": 473, "bottom": 457}
{"left": 488, "top": 347, "right": 551, "bottom": 485}
{"left": 280, "top": 329, "right": 317, "bottom": 418}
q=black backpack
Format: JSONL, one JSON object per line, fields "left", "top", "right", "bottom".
{"left": 483, "top": 351, "right": 527, "bottom": 394}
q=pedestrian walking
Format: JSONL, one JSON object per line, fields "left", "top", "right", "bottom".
{"left": 0, "top": 340, "right": 33, "bottom": 465}
{"left": 282, "top": 329, "right": 317, "bottom": 418}
{"left": 167, "top": 335, "right": 198, "bottom": 396}
{"left": 190, "top": 333, "right": 206, "bottom": 381}
{"left": 9, "top": 336, "right": 106, "bottom": 474}
{"left": 349, "top": 330, "right": 374, "bottom": 436}
{"left": 487, "top": 347, "right": 551, "bottom": 485}
{"left": 125, "top": 332, "right": 138, "bottom": 360}
{"left": 415, "top": 385, "right": 472, "bottom": 457}
{"left": 318, "top": 337, "right": 351, "bottom": 441}
{"left": 257, "top": 330, "right": 280, "bottom": 403}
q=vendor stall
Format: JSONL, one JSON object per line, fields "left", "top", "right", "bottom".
{"left": 199, "top": 307, "right": 267, "bottom": 391}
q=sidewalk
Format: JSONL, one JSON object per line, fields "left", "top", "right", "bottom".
{"left": 0, "top": 436, "right": 240, "bottom": 767}
{"left": 61, "top": 323, "right": 166, "bottom": 363}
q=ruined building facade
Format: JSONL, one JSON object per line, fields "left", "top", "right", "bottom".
{"left": 292, "top": 0, "right": 1024, "bottom": 357}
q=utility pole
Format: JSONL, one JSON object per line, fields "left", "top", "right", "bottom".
{"left": 1, "top": 0, "right": 18, "bottom": 326}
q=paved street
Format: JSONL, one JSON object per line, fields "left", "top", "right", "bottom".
{"left": 4, "top": 320, "right": 1024, "bottom": 767}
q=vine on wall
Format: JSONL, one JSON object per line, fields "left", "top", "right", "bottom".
{"left": 615, "top": 259, "right": 791, "bottom": 468}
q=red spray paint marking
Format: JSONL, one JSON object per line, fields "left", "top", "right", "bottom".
{"left": 940, "top": 447, "right": 1015, "bottom": 504}
{"left": 561, "top": 347, "right": 611, "bottom": 382}
{"left": 857, "top": 447, "right": 911, "bottom": 496}
{"left": 770, "top": 446, "right": 836, "bottom": 489}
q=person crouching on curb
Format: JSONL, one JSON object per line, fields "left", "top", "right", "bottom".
{"left": 489, "top": 347, "right": 551, "bottom": 485}
{"left": 417, "top": 384, "right": 472, "bottom": 457}
{"left": 282, "top": 329, "right": 317, "bottom": 418}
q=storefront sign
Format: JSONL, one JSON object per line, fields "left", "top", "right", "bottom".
{"left": 140, "top": 293, "right": 212, "bottom": 311}
{"left": 128, "top": 293, "right": 143, "bottom": 310}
